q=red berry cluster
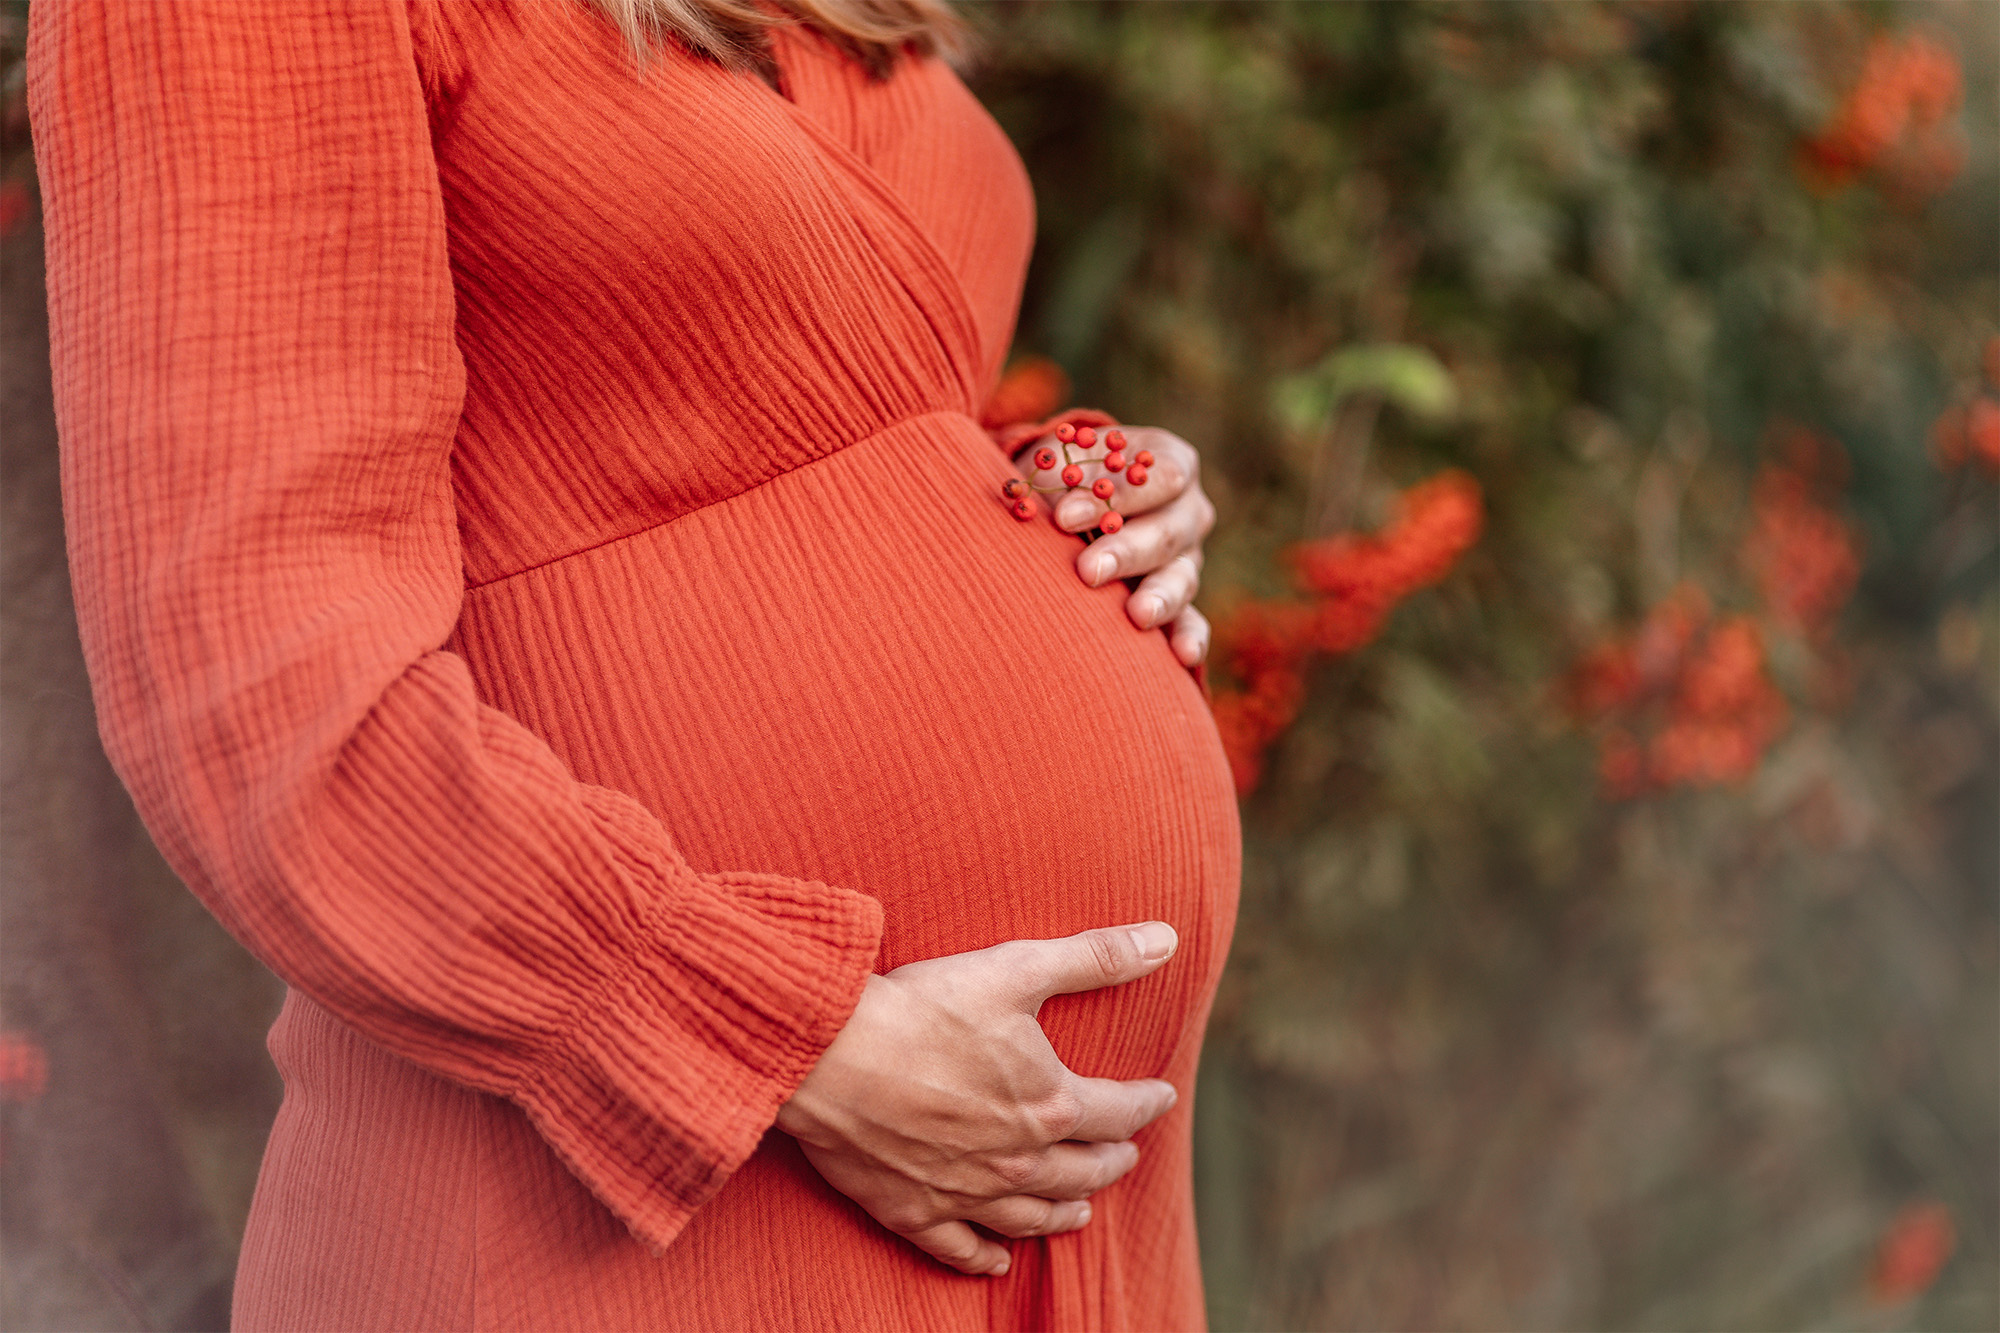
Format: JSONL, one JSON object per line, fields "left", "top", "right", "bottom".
{"left": 1870, "top": 1201, "right": 1957, "bottom": 1307}
{"left": 1800, "top": 32, "right": 1964, "bottom": 198}
{"left": 1930, "top": 335, "right": 2000, "bottom": 478}
{"left": 0, "top": 1030, "right": 49, "bottom": 1104}
{"left": 1566, "top": 430, "right": 1863, "bottom": 800}
{"left": 1209, "top": 471, "right": 1485, "bottom": 794}
{"left": 1000, "top": 424, "right": 1155, "bottom": 539}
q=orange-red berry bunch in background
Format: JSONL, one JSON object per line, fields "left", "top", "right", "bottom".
{"left": 979, "top": 355, "right": 1071, "bottom": 434}
{"left": 1574, "top": 588, "right": 1790, "bottom": 796}
{"left": 0, "top": 1031, "right": 47, "bottom": 1169}
{"left": 1569, "top": 429, "right": 1862, "bottom": 798}
{"left": 1929, "top": 335, "right": 2000, "bottom": 477}
{"left": 1000, "top": 423, "right": 1152, "bottom": 538}
{"left": 1744, "top": 436, "right": 1864, "bottom": 636}
{"left": 0, "top": 1031, "right": 47, "bottom": 1105}
{"left": 1799, "top": 30, "right": 1964, "bottom": 198}
{"left": 1211, "top": 471, "right": 1485, "bottom": 794}
{"left": 1868, "top": 1201, "right": 1958, "bottom": 1307}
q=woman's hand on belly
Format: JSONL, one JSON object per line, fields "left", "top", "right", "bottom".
{"left": 1021, "top": 427, "right": 1217, "bottom": 668}
{"left": 773, "top": 923, "right": 1183, "bottom": 1277}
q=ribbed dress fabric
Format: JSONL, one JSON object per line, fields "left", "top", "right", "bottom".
{"left": 29, "top": 2, "right": 1241, "bottom": 1329}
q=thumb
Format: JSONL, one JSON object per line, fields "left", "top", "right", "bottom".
{"left": 1008, "top": 922, "right": 1179, "bottom": 1009}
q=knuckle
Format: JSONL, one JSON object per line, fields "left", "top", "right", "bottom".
{"left": 987, "top": 1201, "right": 1047, "bottom": 1238}
{"left": 879, "top": 1201, "right": 933, "bottom": 1234}
{"left": 936, "top": 1232, "right": 983, "bottom": 1265}
{"left": 1021, "top": 1203, "right": 1059, "bottom": 1236}
{"left": 989, "top": 1151, "right": 1039, "bottom": 1191}
{"left": 1033, "top": 1086, "right": 1086, "bottom": 1141}
{"left": 1085, "top": 929, "right": 1129, "bottom": 983}
{"left": 992, "top": 940, "right": 1044, "bottom": 992}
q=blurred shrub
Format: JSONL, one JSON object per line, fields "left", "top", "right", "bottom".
{"left": 972, "top": 2, "right": 1996, "bottom": 1328}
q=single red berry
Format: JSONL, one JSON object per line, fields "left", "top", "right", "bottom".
{"left": 1092, "top": 477, "right": 1115, "bottom": 500}
{"left": 1001, "top": 477, "right": 1027, "bottom": 499}
{"left": 1061, "top": 463, "right": 1084, "bottom": 488}
{"left": 1076, "top": 426, "right": 1097, "bottom": 449}
{"left": 1103, "top": 451, "right": 1127, "bottom": 472}
{"left": 1134, "top": 449, "right": 1155, "bottom": 467}
{"left": 1100, "top": 510, "right": 1124, "bottom": 534}
{"left": 1055, "top": 423, "right": 1077, "bottom": 443}
{"left": 1126, "top": 464, "right": 1149, "bottom": 486}
{"left": 1033, "top": 447, "right": 1058, "bottom": 471}
{"left": 1106, "top": 429, "right": 1127, "bottom": 449}
{"left": 1012, "top": 498, "right": 1037, "bottom": 521}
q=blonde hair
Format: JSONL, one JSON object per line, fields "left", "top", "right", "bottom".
{"left": 585, "top": 0, "right": 969, "bottom": 78}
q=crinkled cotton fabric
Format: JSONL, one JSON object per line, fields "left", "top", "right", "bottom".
{"left": 31, "top": 2, "right": 1239, "bottom": 1327}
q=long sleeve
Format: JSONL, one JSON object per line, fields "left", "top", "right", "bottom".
{"left": 28, "top": 0, "right": 882, "bottom": 1252}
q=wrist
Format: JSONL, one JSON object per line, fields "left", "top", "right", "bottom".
{"left": 774, "top": 973, "right": 887, "bottom": 1144}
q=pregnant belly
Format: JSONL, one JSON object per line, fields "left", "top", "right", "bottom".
{"left": 453, "top": 412, "right": 1239, "bottom": 1083}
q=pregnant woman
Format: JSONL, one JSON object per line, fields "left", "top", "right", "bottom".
{"left": 30, "top": 0, "right": 1240, "bottom": 1328}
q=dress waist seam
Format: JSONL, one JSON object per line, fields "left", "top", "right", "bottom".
{"left": 461, "top": 409, "right": 979, "bottom": 594}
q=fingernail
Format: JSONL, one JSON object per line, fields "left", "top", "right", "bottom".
{"left": 1131, "top": 594, "right": 1161, "bottom": 627}
{"left": 1082, "top": 552, "right": 1114, "bottom": 585}
{"left": 1076, "top": 1203, "right": 1092, "bottom": 1226}
{"left": 1131, "top": 922, "right": 1178, "bottom": 961}
{"left": 990, "top": 1256, "right": 1010, "bottom": 1277}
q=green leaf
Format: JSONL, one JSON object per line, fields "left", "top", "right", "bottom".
{"left": 1274, "top": 343, "right": 1459, "bottom": 433}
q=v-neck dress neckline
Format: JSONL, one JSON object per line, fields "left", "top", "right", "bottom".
{"left": 763, "top": 80, "right": 988, "bottom": 412}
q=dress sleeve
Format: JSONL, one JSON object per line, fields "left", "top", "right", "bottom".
{"left": 28, "top": 0, "right": 882, "bottom": 1252}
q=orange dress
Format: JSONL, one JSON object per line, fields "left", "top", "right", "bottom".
{"left": 30, "top": 2, "right": 1240, "bottom": 1328}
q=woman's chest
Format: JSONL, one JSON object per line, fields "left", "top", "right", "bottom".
{"left": 416, "top": 2, "right": 1032, "bottom": 586}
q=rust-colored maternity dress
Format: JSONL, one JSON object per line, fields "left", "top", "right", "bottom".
{"left": 30, "top": 1, "right": 1240, "bottom": 1328}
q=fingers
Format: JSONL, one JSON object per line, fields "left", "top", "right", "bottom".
{"left": 1006, "top": 922, "right": 1180, "bottom": 1006}
{"left": 968, "top": 1195, "right": 1094, "bottom": 1239}
{"left": 1052, "top": 428, "right": 1196, "bottom": 528}
{"left": 1125, "top": 551, "right": 1203, "bottom": 631}
{"left": 1074, "top": 486, "right": 1215, "bottom": 590}
{"left": 1168, "top": 603, "right": 1211, "bottom": 668}
{"left": 1062, "top": 1075, "right": 1180, "bottom": 1143}
{"left": 901, "top": 1220, "right": 1013, "bottom": 1277}
{"left": 1015, "top": 1138, "right": 1143, "bottom": 1198}
{"left": 1033, "top": 426, "right": 1217, "bottom": 650}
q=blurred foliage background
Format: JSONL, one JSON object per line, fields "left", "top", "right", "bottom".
{"left": 3, "top": 1, "right": 1996, "bottom": 1330}
{"left": 970, "top": 1, "right": 1997, "bottom": 1329}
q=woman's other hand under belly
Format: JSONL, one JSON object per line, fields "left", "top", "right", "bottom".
{"left": 773, "top": 922, "right": 1183, "bottom": 1276}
